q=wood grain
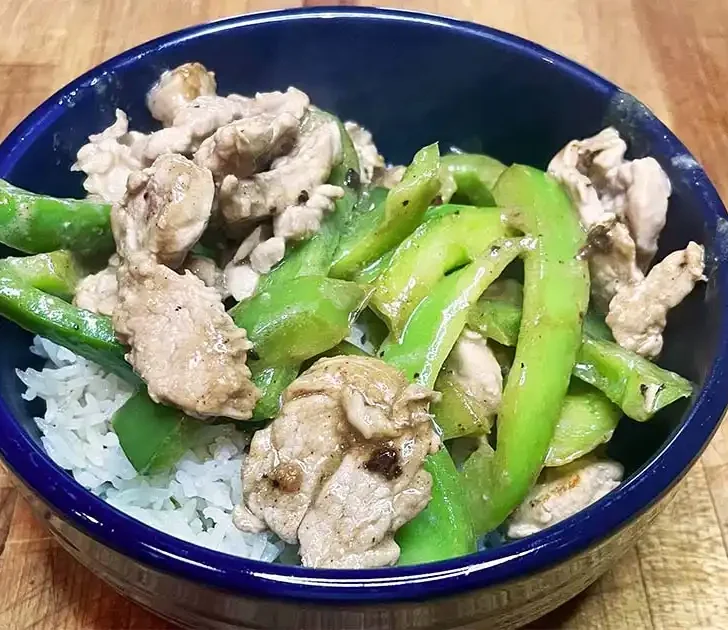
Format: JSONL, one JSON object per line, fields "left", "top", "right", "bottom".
{"left": 0, "top": 1, "right": 726, "bottom": 629}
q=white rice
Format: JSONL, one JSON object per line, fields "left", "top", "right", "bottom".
{"left": 16, "top": 336, "right": 282, "bottom": 562}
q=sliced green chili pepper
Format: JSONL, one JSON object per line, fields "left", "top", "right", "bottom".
{"left": 395, "top": 448, "right": 476, "bottom": 565}
{"left": 545, "top": 381, "right": 621, "bottom": 467}
{"left": 575, "top": 337, "right": 693, "bottom": 422}
{"left": 249, "top": 363, "right": 300, "bottom": 421}
{"left": 112, "top": 389, "right": 200, "bottom": 474}
{"left": 431, "top": 371, "right": 492, "bottom": 440}
{"left": 0, "top": 252, "right": 133, "bottom": 380}
{"left": 331, "top": 143, "right": 441, "bottom": 279}
{"left": 232, "top": 276, "right": 370, "bottom": 367}
{"left": 354, "top": 249, "right": 394, "bottom": 286}
{"left": 463, "top": 164, "right": 590, "bottom": 536}
{"left": 328, "top": 116, "right": 362, "bottom": 231}
{"left": 380, "top": 237, "right": 523, "bottom": 385}
{"left": 382, "top": 239, "right": 522, "bottom": 565}
{"left": 467, "top": 296, "right": 690, "bottom": 421}
{"left": 481, "top": 341, "right": 621, "bottom": 464}
{"left": 372, "top": 206, "right": 512, "bottom": 338}
{"left": 422, "top": 202, "right": 475, "bottom": 223}
{"left": 467, "top": 285, "right": 523, "bottom": 346}
{"left": 0, "top": 251, "right": 86, "bottom": 301}
{"left": 469, "top": 290, "right": 611, "bottom": 346}
{"left": 440, "top": 153, "right": 506, "bottom": 207}
{"left": 584, "top": 309, "right": 613, "bottom": 342}
{"left": 0, "top": 180, "right": 113, "bottom": 256}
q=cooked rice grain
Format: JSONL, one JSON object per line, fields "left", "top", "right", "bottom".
{"left": 16, "top": 336, "right": 281, "bottom": 561}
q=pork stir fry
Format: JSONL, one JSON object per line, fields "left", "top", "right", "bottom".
{"left": 0, "top": 61, "right": 704, "bottom": 569}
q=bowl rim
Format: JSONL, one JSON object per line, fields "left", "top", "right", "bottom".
{"left": 0, "top": 5, "right": 726, "bottom": 604}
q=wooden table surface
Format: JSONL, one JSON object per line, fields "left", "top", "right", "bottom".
{"left": 0, "top": 1, "right": 727, "bottom": 628}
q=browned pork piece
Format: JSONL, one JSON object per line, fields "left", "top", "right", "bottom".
{"left": 114, "top": 254, "right": 258, "bottom": 419}
{"left": 146, "top": 62, "right": 218, "bottom": 126}
{"left": 507, "top": 456, "right": 624, "bottom": 539}
{"left": 110, "top": 153, "right": 259, "bottom": 420}
{"left": 233, "top": 356, "right": 440, "bottom": 568}
{"left": 73, "top": 255, "right": 121, "bottom": 316}
{"left": 144, "top": 86, "right": 309, "bottom": 163}
{"left": 217, "top": 109, "right": 342, "bottom": 233}
{"left": 606, "top": 241, "right": 706, "bottom": 358}
{"left": 71, "top": 110, "right": 148, "bottom": 204}
{"left": 549, "top": 127, "right": 705, "bottom": 357}
{"left": 548, "top": 126, "right": 671, "bottom": 306}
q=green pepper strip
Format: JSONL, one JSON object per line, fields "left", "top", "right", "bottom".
{"left": 545, "top": 381, "right": 621, "bottom": 467}
{"left": 248, "top": 363, "right": 301, "bottom": 421}
{"left": 461, "top": 164, "right": 590, "bottom": 536}
{"left": 395, "top": 449, "right": 474, "bottom": 565}
{"left": 380, "top": 238, "right": 523, "bottom": 564}
{"left": 468, "top": 297, "right": 692, "bottom": 421}
{"left": 575, "top": 337, "right": 693, "bottom": 422}
{"left": 331, "top": 143, "right": 441, "bottom": 279}
{"left": 0, "top": 251, "right": 86, "bottom": 301}
{"left": 0, "top": 180, "right": 114, "bottom": 256}
{"left": 0, "top": 252, "right": 133, "bottom": 381}
{"left": 439, "top": 153, "right": 506, "bottom": 207}
{"left": 329, "top": 117, "right": 364, "bottom": 231}
{"left": 486, "top": 344, "right": 622, "bottom": 466}
{"left": 431, "top": 371, "right": 492, "bottom": 440}
{"left": 469, "top": 280, "right": 612, "bottom": 344}
{"left": 232, "top": 276, "right": 371, "bottom": 367}
{"left": 371, "top": 206, "right": 513, "bottom": 338}
{"left": 112, "top": 389, "right": 200, "bottom": 474}
{"left": 380, "top": 238, "right": 522, "bottom": 385}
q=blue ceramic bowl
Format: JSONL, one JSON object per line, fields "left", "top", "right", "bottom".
{"left": 0, "top": 7, "right": 726, "bottom": 630}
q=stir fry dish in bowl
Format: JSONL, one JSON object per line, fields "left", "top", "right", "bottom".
{"left": 0, "top": 61, "right": 705, "bottom": 570}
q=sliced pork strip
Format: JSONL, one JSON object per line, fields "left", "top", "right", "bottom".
{"left": 448, "top": 329, "right": 503, "bottom": 415}
{"left": 218, "top": 110, "right": 342, "bottom": 232}
{"left": 273, "top": 184, "right": 345, "bottom": 241}
{"left": 73, "top": 255, "right": 121, "bottom": 316}
{"left": 193, "top": 112, "right": 300, "bottom": 182}
{"left": 144, "top": 87, "right": 309, "bottom": 163}
{"left": 614, "top": 157, "right": 672, "bottom": 268}
{"left": 606, "top": 242, "right": 705, "bottom": 358}
{"left": 71, "top": 109, "right": 147, "bottom": 204}
{"left": 183, "top": 254, "right": 228, "bottom": 298}
{"left": 110, "top": 153, "right": 258, "bottom": 419}
{"left": 114, "top": 254, "right": 258, "bottom": 420}
{"left": 584, "top": 220, "right": 644, "bottom": 311}
{"left": 507, "top": 457, "right": 624, "bottom": 539}
{"left": 112, "top": 154, "right": 214, "bottom": 268}
{"left": 547, "top": 127, "right": 626, "bottom": 228}
{"left": 236, "top": 356, "right": 438, "bottom": 568}
{"left": 146, "top": 62, "right": 218, "bottom": 127}
{"left": 549, "top": 127, "right": 672, "bottom": 308}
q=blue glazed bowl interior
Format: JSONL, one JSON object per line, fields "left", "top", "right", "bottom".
{"left": 0, "top": 7, "right": 726, "bottom": 603}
